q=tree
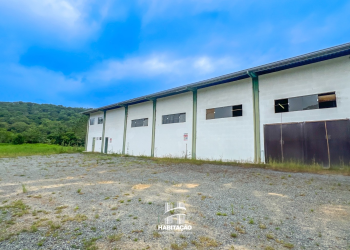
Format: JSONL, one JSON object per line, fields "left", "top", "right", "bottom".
{"left": 13, "top": 134, "right": 25, "bottom": 144}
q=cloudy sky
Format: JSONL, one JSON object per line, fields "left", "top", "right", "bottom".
{"left": 1, "top": 0, "right": 349, "bottom": 108}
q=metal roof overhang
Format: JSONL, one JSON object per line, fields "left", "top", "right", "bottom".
{"left": 82, "top": 42, "right": 350, "bottom": 115}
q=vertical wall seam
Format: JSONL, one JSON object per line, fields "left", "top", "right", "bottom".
{"left": 101, "top": 110, "right": 106, "bottom": 153}
{"left": 122, "top": 106, "right": 128, "bottom": 155}
{"left": 192, "top": 90, "right": 197, "bottom": 159}
{"left": 151, "top": 99, "right": 157, "bottom": 157}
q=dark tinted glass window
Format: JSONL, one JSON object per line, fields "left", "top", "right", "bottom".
{"left": 275, "top": 92, "right": 336, "bottom": 113}
{"left": 90, "top": 118, "right": 95, "bottom": 125}
{"left": 162, "top": 113, "right": 186, "bottom": 124}
{"left": 206, "top": 105, "right": 243, "bottom": 120}
{"left": 131, "top": 118, "right": 148, "bottom": 127}
{"left": 98, "top": 117, "right": 103, "bottom": 124}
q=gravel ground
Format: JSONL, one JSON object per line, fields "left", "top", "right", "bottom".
{"left": 0, "top": 153, "right": 349, "bottom": 250}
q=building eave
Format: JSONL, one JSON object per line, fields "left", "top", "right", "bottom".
{"left": 82, "top": 42, "right": 350, "bottom": 115}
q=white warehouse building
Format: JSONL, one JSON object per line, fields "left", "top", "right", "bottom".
{"left": 83, "top": 43, "right": 350, "bottom": 167}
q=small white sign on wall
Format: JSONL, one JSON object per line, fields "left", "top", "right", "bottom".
{"left": 184, "top": 133, "right": 188, "bottom": 141}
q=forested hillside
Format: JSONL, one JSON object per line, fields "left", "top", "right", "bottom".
{"left": 0, "top": 102, "right": 89, "bottom": 146}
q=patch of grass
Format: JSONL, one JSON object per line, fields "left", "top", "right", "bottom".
{"left": 153, "top": 231, "right": 161, "bottom": 238}
{"left": 259, "top": 224, "right": 267, "bottom": 229}
{"left": 230, "top": 233, "right": 237, "bottom": 238}
{"left": 235, "top": 226, "right": 246, "bottom": 234}
{"left": 199, "top": 236, "right": 219, "bottom": 247}
{"left": 283, "top": 242, "right": 294, "bottom": 249}
{"left": 61, "top": 214, "right": 88, "bottom": 223}
{"left": 265, "top": 247, "right": 275, "bottom": 250}
{"left": 216, "top": 212, "right": 227, "bottom": 216}
{"left": 0, "top": 143, "right": 84, "bottom": 158}
{"left": 108, "top": 233, "right": 122, "bottom": 242}
{"left": 37, "top": 238, "right": 45, "bottom": 247}
{"left": 0, "top": 200, "right": 30, "bottom": 217}
{"left": 104, "top": 197, "right": 110, "bottom": 200}
{"left": 94, "top": 214, "right": 99, "bottom": 219}
{"left": 266, "top": 233, "right": 274, "bottom": 240}
{"left": 77, "top": 189, "right": 81, "bottom": 194}
{"left": 22, "top": 184, "right": 28, "bottom": 193}
{"left": 55, "top": 205, "right": 68, "bottom": 210}
{"left": 171, "top": 242, "right": 188, "bottom": 250}
{"left": 249, "top": 218, "right": 254, "bottom": 224}
{"left": 33, "top": 195, "right": 42, "bottom": 199}
{"left": 82, "top": 236, "right": 101, "bottom": 250}
{"left": 100, "top": 153, "right": 350, "bottom": 175}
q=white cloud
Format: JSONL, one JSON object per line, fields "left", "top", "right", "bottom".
{"left": 0, "top": 0, "right": 109, "bottom": 44}
{"left": 85, "top": 54, "right": 237, "bottom": 85}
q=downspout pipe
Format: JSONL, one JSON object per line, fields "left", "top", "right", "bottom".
{"left": 122, "top": 105, "right": 128, "bottom": 155}
{"left": 247, "top": 71, "right": 261, "bottom": 163}
{"left": 101, "top": 110, "right": 106, "bottom": 153}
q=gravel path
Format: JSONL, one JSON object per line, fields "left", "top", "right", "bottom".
{"left": 0, "top": 153, "right": 349, "bottom": 250}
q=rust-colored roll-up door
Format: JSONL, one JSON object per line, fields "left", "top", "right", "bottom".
{"left": 264, "top": 124, "right": 282, "bottom": 162}
{"left": 325, "top": 119, "right": 350, "bottom": 166}
{"left": 264, "top": 119, "right": 349, "bottom": 167}
{"left": 281, "top": 123, "right": 304, "bottom": 163}
{"left": 303, "top": 121, "right": 329, "bottom": 166}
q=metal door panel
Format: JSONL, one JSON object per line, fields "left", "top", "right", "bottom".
{"left": 325, "top": 120, "right": 350, "bottom": 166}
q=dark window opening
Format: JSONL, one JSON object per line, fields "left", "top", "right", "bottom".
{"left": 206, "top": 104, "right": 243, "bottom": 120}
{"left": 275, "top": 99, "right": 289, "bottom": 113}
{"left": 275, "top": 92, "right": 337, "bottom": 113}
{"left": 232, "top": 104, "right": 243, "bottom": 117}
{"left": 162, "top": 113, "right": 186, "bottom": 124}
{"left": 318, "top": 92, "right": 337, "bottom": 109}
{"left": 131, "top": 118, "right": 148, "bottom": 127}
{"left": 98, "top": 117, "right": 103, "bottom": 124}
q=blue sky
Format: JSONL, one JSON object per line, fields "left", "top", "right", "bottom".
{"left": 0, "top": 0, "right": 349, "bottom": 108}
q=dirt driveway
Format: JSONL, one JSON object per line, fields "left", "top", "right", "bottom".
{"left": 0, "top": 153, "right": 349, "bottom": 250}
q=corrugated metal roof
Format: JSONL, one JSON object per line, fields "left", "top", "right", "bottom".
{"left": 82, "top": 42, "right": 350, "bottom": 114}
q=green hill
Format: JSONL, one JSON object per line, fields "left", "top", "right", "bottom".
{"left": 0, "top": 102, "right": 89, "bottom": 146}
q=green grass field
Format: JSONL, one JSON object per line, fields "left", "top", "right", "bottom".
{"left": 0, "top": 143, "right": 84, "bottom": 158}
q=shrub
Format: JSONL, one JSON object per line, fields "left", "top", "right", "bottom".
{"left": 13, "top": 134, "right": 25, "bottom": 145}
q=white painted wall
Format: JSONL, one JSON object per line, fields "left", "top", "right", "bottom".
{"left": 196, "top": 79, "right": 255, "bottom": 162}
{"left": 154, "top": 92, "right": 193, "bottom": 158}
{"left": 125, "top": 102, "right": 153, "bottom": 156}
{"left": 104, "top": 108, "right": 125, "bottom": 154}
{"left": 259, "top": 56, "right": 350, "bottom": 162}
{"left": 87, "top": 111, "right": 103, "bottom": 152}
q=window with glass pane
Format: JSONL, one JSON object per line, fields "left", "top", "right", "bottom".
{"left": 131, "top": 118, "right": 148, "bottom": 127}
{"left": 162, "top": 113, "right": 186, "bottom": 124}
{"left": 90, "top": 118, "right": 95, "bottom": 125}
{"left": 98, "top": 117, "right": 103, "bottom": 124}
{"left": 206, "top": 105, "right": 243, "bottom": 120}
{"left": 275, "top": 92, "right": 336, "bottom": 113}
